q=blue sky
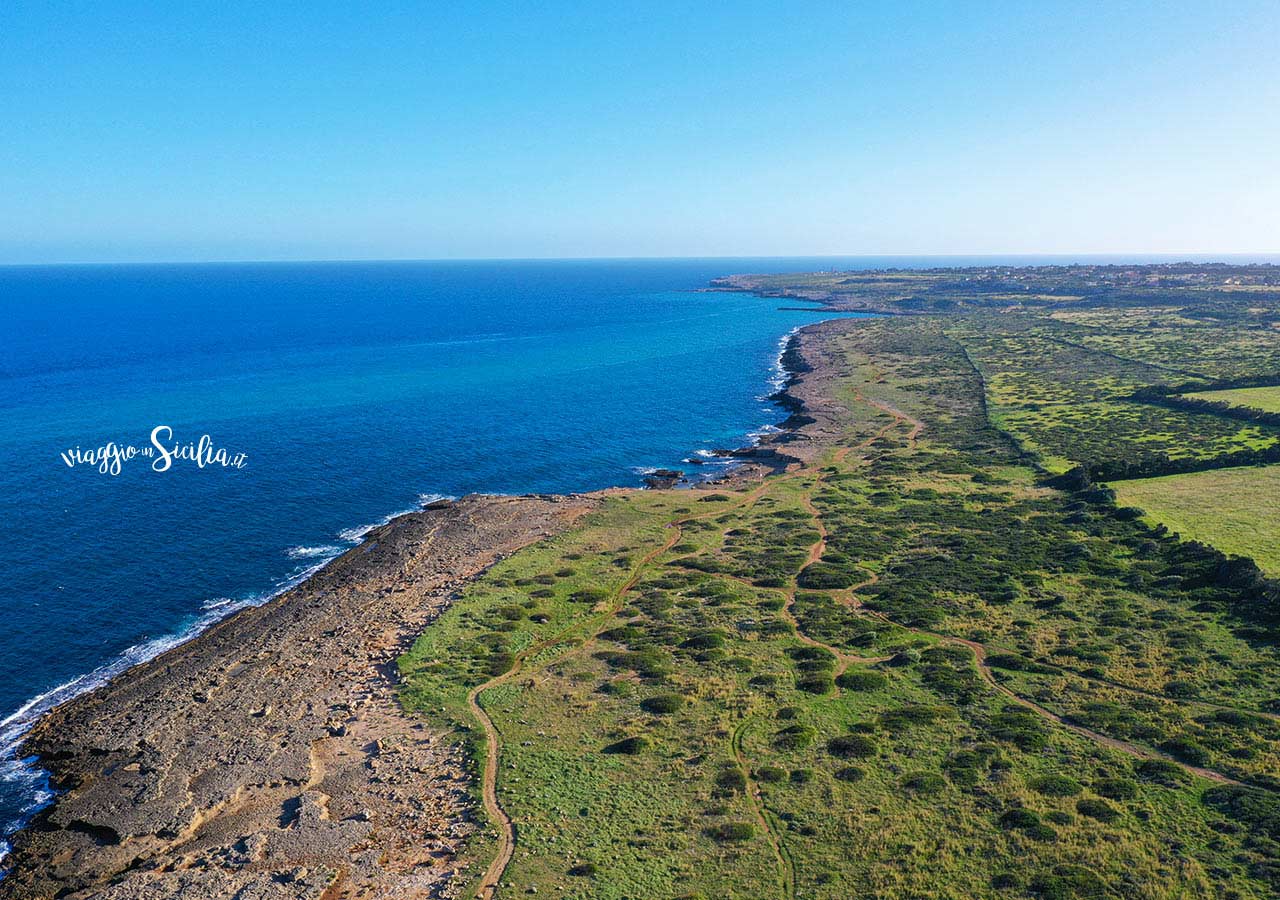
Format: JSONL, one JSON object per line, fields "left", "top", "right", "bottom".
{"left": 2, "top": 1, "right": 1277, "bottom": 262}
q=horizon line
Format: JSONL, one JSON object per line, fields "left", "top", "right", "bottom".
{"left": 3, "top": 250, "right": 1280, "bottom": 269}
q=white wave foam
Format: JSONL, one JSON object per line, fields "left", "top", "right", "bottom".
{"left": 0, "top": 490, "right": 458, "bottom": 859}
{"left": 286, "top": 544, "right": 344, "bottom": 559}
{"left": 676, "top": 327, "right": 806, "bottom": 491}
{"left": 336, "top": 523, "right": 376, "bottom": 543}
{"left": 690, "top": 450, "right": 733, "bottom": 464}
{"left": 0, "top": 592, "right": 265, "bottom": 862}
{"left": 0, "top": 499, "right": 421, "bottom": 862}
{"left": 758, "top": 326, "right": 801, "bottom": 400}
{"left": 335, "top": 494, "right": 454, "bottom": 544}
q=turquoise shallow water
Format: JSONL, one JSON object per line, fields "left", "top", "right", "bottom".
{"left": 0, "top": 257, "right": 880, "bottom": 847}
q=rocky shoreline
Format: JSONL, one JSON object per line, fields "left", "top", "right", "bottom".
{"left": 0, "top": 494, "right": 595, "bottom": 900}
{"left": 0, "top": 315, "right": 860, "bottom": 899}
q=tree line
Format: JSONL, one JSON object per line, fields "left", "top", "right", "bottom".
{"left": 1131, "top": 375, "right": 1280, "bottom": 429}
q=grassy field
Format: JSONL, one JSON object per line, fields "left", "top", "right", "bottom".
{"left": 946, "top": 317, "right": 1280, "bottom": 476}
{"left": 1111, "top": 465, "right": 1280, "bottom": 576}
{"left": 398, "top": 315, "right": 1280, "bottom": 899}
{"left": 1184, "top": 385, "right": 1280, "bottom": 414}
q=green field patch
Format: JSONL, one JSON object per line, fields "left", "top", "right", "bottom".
{"left": 1184, "top": 385, "right": 1280, "bottom": 414}
{"left": 1111, "top": 465, "right": 1280, "bottom": 576}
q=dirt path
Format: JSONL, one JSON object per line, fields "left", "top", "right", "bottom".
{"left": 784, "top": 490, "right": 894, "bottom": 675}
{"left": 822, "top": 393, "right": 1249, "bottom": 789}
{"left": 731, "top": 718, "right": 796, "bottom": 900}
{"left": 468, "top": 484, "right": 775, "bottom": 898}
{"left": 861, "top": 396, "right": 924, "bottom": 449}
{"left": 953, "top": 636, "right": 1246, "bottom": 786}
{"left": 850, "top": 606, "right": 1248, "bottom": 787}
{"left": 1, "top": 494, "right": 593, "bottom": 900}
{"left": 832, "top": 413, "right": 903, "bottom": 463}
{"left": 1041, "top": 661, "right": 1280, "bottom": 727}
{"left": 465, "top": 686, "right": 516, "bottom": 899}
{"left": 468, "top": 522, "right": 687, "bottom": 898}
{"left": 470, "top": 383, "right": 1252, "bottom": 899}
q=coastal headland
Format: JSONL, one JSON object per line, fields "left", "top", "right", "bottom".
{"left": 0, "top": 315, "right": 847, "bottom": 898}
{"left": 7, "top": 263, "right": 1280, "bottom": 899}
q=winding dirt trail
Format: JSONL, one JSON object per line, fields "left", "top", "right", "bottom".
{"left": 468, "top": 524, "right": 688, "bottom": 898}
{"left": 465, "top": 688, "right": 515, "bottom": 899}
{"left": 784, "top": 490, "right": 894, "bottom": 675}
{"left": 731, "top": 717, "right": 796, "bottom": 900}
{"left": 470, "top": 382, "right": 1254, "bottom": 898}
{"left": 846, "top": 390, "right": 924, "bottom": 452}
{"left": 468, "top": 484, "right": 774, "bottom": 898}
{"left": 949, "top": 635, "right": 1245, "bottom": 786}
{"left": 1037, "top": 662, "right": 1280, "bottom": 727}
{"left": 820, "top": 394, "right": 1249, "bottom": 789}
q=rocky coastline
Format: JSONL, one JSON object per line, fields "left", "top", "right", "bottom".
{"left": 0, "top": 494, "right": 595, "bottom": 899}
{"left": 0, "top": 315, "right": 860, "bottom": 899}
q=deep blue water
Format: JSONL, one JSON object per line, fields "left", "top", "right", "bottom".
{"left": 2, "top": 254, "right": 1273, "bottom": 851}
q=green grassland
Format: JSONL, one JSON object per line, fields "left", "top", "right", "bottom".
{"left": 944, "top": 317, "right": 1280, "bottom": 475}
{"left": 1048, "top": 310, "right": 1280, "bottom": 382}
{"left": 1184, "top": 386, "right": 1280, "bottom": 414}
{"left": 991, "top": 402, "right": 1277, "bottom": 475}
{"left": 1111, "top": 466, "right": 1280, "bottom": 577}
{"left": 398, "top": 310, "right": 1280, "bottom": 900}
{"left": 720, "top": 264, "right": 1280, "bottom": 324}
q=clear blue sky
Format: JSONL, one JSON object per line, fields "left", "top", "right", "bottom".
{"left": 2, "top": 1, "right": 1277, "bottom": 262}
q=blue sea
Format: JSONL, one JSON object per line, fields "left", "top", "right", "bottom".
{"left": 1, "top": 254, "right": 1271, "bottom": 852}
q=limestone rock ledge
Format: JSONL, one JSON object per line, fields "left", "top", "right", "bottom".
{"left": 1, "top": 493, "right": 594, "bottom": 900}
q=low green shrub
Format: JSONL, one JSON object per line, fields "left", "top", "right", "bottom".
{"left": 640, "top": 693, "right": 684, "bottom": 714}
{"left": 901, "top": 772, "right": 946, "bottom": 794}
{"left": 1093, "top": 777, "right": 1138, "bottom": 800}
{"left": 485, "top": 651, "right": 516, "bottom": 676}
{"left": 715, "top": 769, "right": 746, "bottom": 795}
{"left": 1159, "top": 737, "right": 1209, "bottom": 766}
{"left": 796, "top": 673, "right": 835, "bottom": 694}
{"left": 835, "top": 669, "right": 887, "bottom": 691}
{"left": 705, "top": 822, "right": 754, "bottom": 842}
{"left": 999, "top": 808, "right": 1041, "bottom": 830}
{"left": 1135, "top": 759, "right": 1190, "bottom": 786}
{"left": 773, "top": 724, "right": 816, "bottom": 751}
{"left": 1029, "top": 775, "right": 1082, "bottom": 797}
{"left": 603, "top": 736, "right": 648, "bottom": 754}
{"left": 1028, "top": 865, "right": 1107, "bottom": 899}
{"left": 1076, "top": 798, "right": 1120, "bottom": 823}
{"left": 828, "top": 734, "right": 877, "bottom": 759}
